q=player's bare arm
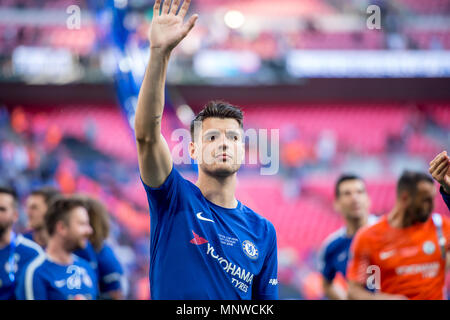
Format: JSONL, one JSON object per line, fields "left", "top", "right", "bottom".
{"left": 428, "top": 151, "right": 450, "bottom": 194}
{"left": 134, "top": 0, "right": 198, "bottom": 187}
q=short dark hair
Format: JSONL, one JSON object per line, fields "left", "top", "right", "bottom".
{"left": 190, "top": 100, "right": 244, "bottom": 140}
{"left": 0, "top": 186, "right": 18, "bottom": 208}
{"left": 335, "top": 174, "right": 364, "bottom": 198}
{"left": 45, "top": 197, "right": 87, "bottom": 236}
{"left": 30, "top": 187, "right": 61, "bottom": 207}
{"left": 397, "top": 170, "right": 434, "bottom": 198}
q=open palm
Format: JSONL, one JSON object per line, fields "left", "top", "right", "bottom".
{"left": 149, "top": 0, "right": 198, "bottom": 52}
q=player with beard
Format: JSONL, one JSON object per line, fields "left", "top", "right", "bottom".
{"left": 0, "top": 187, "right": 43, "bottom": 300}
{"left": 15, "top": 197, "right": 98, "bottom": 300}
{"left": 347, "top": 171, "right": 450, "bottom": 300}
{"left": 23, "top": 187, "right": 99, "bottom": 287}
{"left": 135, "top": 0, "right": 278, "bottom": 299}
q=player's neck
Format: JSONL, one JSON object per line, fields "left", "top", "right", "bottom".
{"left": 33, "top": 227, "right": 49, "bottom": 247}
{"left": 388, "top": 205, "right": 415, "bottom": 228}
{"left": 345, "top": 215, "right": 367, "bottom": 236}
{"left": 46, "top": 238, "right": 73, "bottom": 265}
{"left": 0, "top": 229, "right": 12, "bottom": 248}
{"left": 196, "top": 171, "right": 238, "bottom": 209}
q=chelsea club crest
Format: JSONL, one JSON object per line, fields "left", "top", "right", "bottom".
{"left": 242, "top": 240, "right": 258, "bottom": 260}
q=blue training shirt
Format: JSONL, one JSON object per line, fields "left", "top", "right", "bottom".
{"left": 0, "top": 233, "right": 43, "bottom": 300}
{"left": 74, "top": 241, "right": 99, "bottom": 278}
{"left": 96, "top": 243, "right": 124, "bottom": 297}
{"left": 22, "top": 231, "right": 33, "bottom": 242}
{"left": 317, "top": 215, "right": 378, "bottom": 283}
{"left": 317, "top": 228, "right": 352, "bottom": 283}
{"left": 141, "top": 165, "right": 278, "bottom": 300}
{"left": 23, "top": 230, "right": 99, "bottom": 280}
{"left": 15, "top": 254, "right": 98, "bottom": 300}
{"left": 75, "top": 242, "right": 124, "bottom": 298}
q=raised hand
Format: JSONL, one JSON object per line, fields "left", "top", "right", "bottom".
{"left": 149, "top": 0, "right": 198, "bottom": 54}
{"left": 429, "top": 151, "right": 450, "bottom": 194}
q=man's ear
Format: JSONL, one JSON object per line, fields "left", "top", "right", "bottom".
{"left": 55, "top": 220, "right": 68, "bottom": 236}
{"left": 399, "top": 191, "right": 412, "bottom": 207}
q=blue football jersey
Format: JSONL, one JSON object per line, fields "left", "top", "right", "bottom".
{"left": 0, "top": 233, "right": 43, "bottom": 300}
{"left": 15, "top": 254, "right": 98, "bottom": 300}
{"left": 317, "top": 228, "right": 352, "bottom": 282}
{"left": 317, "top": 215, "right": 378, "bottom": 283}
{"left": 22, "top": 231, "right": 33, "bottom": 242}
{"left": 96, "top": 243, "right": 124, "bottom": 296}
{"left": 24, "top": 230, "right": 99, "bottom": 280}
{"left": 441, "top": 186, "right": 450, "bottom": 212}
{"left": 141, "top": 165, "right": 278, "bottom": 300}
{"left": 74, "top": 241, "right": 98, "bottom": 277}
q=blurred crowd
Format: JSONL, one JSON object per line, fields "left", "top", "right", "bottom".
{"left": 1, "top": 101, "right": 449, "bottom": 299}
{"left": 1, "top": 0, "right": 449, "bottom": 83}
{"left": 0, "top": 104, "right": 150, "bottom": 299}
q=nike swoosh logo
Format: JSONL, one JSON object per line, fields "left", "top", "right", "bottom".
{"left": 54, "top": 279, "right": 66, "bottom": 288}
{"left": 379, "top": 250, "right": 395, "bottom": 260}
{"left": 196, "top": 212, "right": 214, "bottom": 223}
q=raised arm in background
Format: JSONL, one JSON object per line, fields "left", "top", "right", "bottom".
{"left": 134, "top": 0, "right": 198, "bottom": 187}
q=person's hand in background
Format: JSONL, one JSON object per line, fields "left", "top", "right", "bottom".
{"left": 429, "top": 151, "right": 450, "bottom": 194}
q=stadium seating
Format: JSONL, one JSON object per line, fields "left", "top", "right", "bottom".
{"left": 0, "top": 0, "right": 87, "bottom": 9}
{"left": 288, "top": 31, "right": 385, "bottom": 50}
{"left": 1, "top": 101, "right": 449, "bottom": 299}
{"left": 1, "top": 0, "right": 450, "bottom": 299}
{"left": 11, "top": 102, "right": 450, "bottom": 254}
{"left": 394, "top": 0, "right": 450, "bottom": 14}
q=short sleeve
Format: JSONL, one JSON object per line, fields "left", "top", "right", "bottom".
{"left": 317, "top": 243, "right": 336, "bottom": 282}
{"left": 346, "top": 229, "right": 372, "bottom": 285}
{"left": 252, "top": 224, "right": 278, "bottom": 300}
{"left": 140, "top": 165, "right": 186, "bottom": 225}
{"left": 15, "top": 257, "right": 48, "bottom": 300}
{"left": 97, "top": 245, "right": 124, "bottom": 294}
{"left": 74, "top": 241, "right": 98, "bottom": 275}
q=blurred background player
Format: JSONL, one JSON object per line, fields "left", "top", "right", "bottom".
{"left": 23, "top": 187, "right": 99, "bottom": 285}
{"left": 317, "top": 174, "right": 376, "bottom": 300}
{"left": 429, "top": 151, "right": 450, "bottom": 211}
{"left": 347, "top": 171, "right": 450, "bottom": 300}
{"left": 0, "top": 187, "right": 43, "bottom": 300}
{"left": 135, "top": 0, "right": 278, "bottom": 299}
{"left": 23, "top": 187, "right": 61, "bottom": 247}
{"left": 0, "top": 0, "right": 449, "bottom": 300}
{"left": 73, "top": 195, "right": 125, "bottom": 300}
{"left": 16, "top": 196, "right": 97, "bottom": 300}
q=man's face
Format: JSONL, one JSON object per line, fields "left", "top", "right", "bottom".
{"left": 63, "top": 207, "right": 93, "bottom": 252}
{"left": 335, "top": 179, "right": 370, "bottom": 220}
{"left": 25, "top": 195, "right": 48, "bottom": 230}
{"left": 0, "top": 193, "right": 17, "bottom": 238}
{"left": 405, "top": 181, "right": 436, "bottom": 223}
{"left": 190, "top": 117, "right": 244, "bottom": 177}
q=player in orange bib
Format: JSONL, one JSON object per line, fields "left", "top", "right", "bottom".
{"left": 347, "top": 171, "right": 450, "bottom": 300}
